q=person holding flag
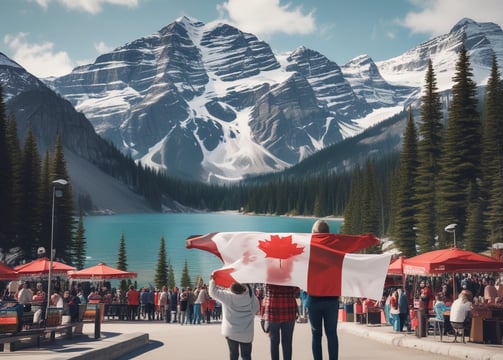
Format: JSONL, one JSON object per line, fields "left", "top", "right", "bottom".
{"left": 187, "top": 222, "right": 391, "bottom": 360}
{"left": 208, "top": 277, "right": 260, "bottom": 360}
{"left": 307, "top": 219, "right": 340, "bottom": 360}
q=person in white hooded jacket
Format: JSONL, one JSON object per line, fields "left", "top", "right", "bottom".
{"left": 209, "top": 278, "right": 260, "bottom": 360}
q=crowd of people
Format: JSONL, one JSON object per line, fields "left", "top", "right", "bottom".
{"left": 6, "top": 217, "right": 502, "bottom": 360}
{"left": 380, "top": 272, "right": 503, "bottom": 338}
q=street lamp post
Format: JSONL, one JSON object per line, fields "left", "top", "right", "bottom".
{"left": 444, "top": 223, "right": 457, "bottom": 248}
{"left": 46, "top": 179, "right": 68, "bottom": 321}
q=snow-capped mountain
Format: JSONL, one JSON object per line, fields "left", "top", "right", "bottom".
{"left": 7, "top": 17, "right": 502, "bottom": 185}
{"left": 0, "top": 51, "right": 156, "bottom": 214}
{"left": 376, "top": 18, "right": 503, "bottom": 90}
{"left": 47, "top": 16, "right": 415, "bottom": 182}
{"left": 0, "top": 53, "right": 45, "bottom": 102}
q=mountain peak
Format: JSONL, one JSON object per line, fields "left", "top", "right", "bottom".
{"left": 451, "top": 17, "right": 478, "bottom": 32}
{"left": 174, "top": 15, "right": 205, "bottom": 28}
{"left": 450, "top": 17, "right": 503, "bottom": 37}
{"left": 38, "top": 17, "right": 503, "bottom": 182}
{"left": 0, "top": 52, "right": 22, "bottom": 69}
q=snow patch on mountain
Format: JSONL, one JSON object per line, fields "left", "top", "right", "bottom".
{"left": 42, "top": 17, "right": 503, "bottom": 182}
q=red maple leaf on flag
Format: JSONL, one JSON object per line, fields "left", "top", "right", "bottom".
{"left": 258, "top": 235, "right": 304, "bottom": 267}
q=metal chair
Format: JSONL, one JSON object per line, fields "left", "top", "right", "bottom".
{"left": 428, "top": 318, "right": 445, "bottom": 341}
{"left": 451, "top": 321, "right": 468, "bottom": 343}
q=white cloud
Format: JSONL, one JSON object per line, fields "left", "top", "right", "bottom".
{"left": 401, "top": 0, "right": 503, "bottom": 36}
{"left": 4, "top": 33, "right": 75, "bottom": 78}
{"left": 94, "top": 41, "right": 114, "bottom": 54}
{"left": 31, "top": 0, "right": 138, "bottom": 14}
{"left": 216, "top": 0, "right": 316, "bottom": 38}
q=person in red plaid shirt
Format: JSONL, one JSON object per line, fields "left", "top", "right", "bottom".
{"left": 261, "top": 284, "right": 300, "bottom": 360}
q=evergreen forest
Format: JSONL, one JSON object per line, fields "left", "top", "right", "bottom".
{"left": 1, "top": 46, "right": 503, "bottom": 268}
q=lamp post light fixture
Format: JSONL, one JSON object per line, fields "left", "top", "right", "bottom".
{"left": 444, "top": 223, "right": 457, "bottom": 248}
{"left": 46, "top": 178, "right": 68, "bottom": 321}
{"left": 412, "top": 226, "right": 419, "bottom": 255}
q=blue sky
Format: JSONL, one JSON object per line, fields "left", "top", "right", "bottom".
{"left": 1, "top": 0, "right": 503, "bottom": 78}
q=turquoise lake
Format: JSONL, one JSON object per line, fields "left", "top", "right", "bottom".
{"left": 83, "top": 213, "right": 342, "bottom": 287}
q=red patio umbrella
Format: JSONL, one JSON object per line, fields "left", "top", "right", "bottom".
{"left": 14, "top": 257, "right": 76, "bottom": 279}
{"left": 0, "top": 262, "right": 18, "bottom": 280}
{"left": 67, "top": 262, "right": 137, "bottom": 280}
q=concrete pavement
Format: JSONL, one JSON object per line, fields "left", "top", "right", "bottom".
{"left": 1, "top": 318, "right": 502, "bottom": 360}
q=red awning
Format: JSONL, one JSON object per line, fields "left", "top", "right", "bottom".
{"left": 388, "top": 256, "right": 405, "bottom": 275}
{"left": 403, "top": 248, "right": 503, "bottom": 275}
{"left": 0, "top": 262, "right": 18, "bottom": 280}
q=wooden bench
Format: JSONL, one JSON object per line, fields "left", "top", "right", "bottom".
{"left": 0, "top": 328, "right": 45, "bottom": 352}
{"left": 0, "top": 309, "right": 19, "bottom": 333}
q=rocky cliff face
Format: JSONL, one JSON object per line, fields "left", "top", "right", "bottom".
{"left": 47, "top": 16, "right": 415, "bottom": 182}
{"left": 4, "top": 17, "right": 503, "bottom": 186}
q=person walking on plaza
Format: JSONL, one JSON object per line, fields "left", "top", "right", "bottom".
{"left": 397, "top": 288, "right": 409, "bottom": 332}
{"left": 194, "top": 282, "right": 209, "bottom": 324}
{"left": 179, "top": 288, "right": 188, "bottom": 325}
{"left": 185, "top": 287, "right": 195, "bottom": 324}
{"left": 389, "top": 289, "right": 400, "bottom": 332}
{"left": 209, "top": 277, "right": 260, "bottom": 360}
{"left": 170, "top": 287, "right": 179, "bottom": 323}
{"left": 159, "top": 286, "right": 169, "bottom": 322}
{"left": 307, "top": 219, "right": 340, "bottom": 360}
{"left": 126, "top": 285, "right": 140, "bottom": 320}
{"left": 261, "top": 284, "right": 299, "bottom": 360}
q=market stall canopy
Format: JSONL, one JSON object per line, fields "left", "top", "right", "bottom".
{"left": 14, "top": 257, "right": 76, "bottom": 279}
{"left": 388, "top": 256, "right": 406, "bottom": 275}
{"left": 0, "top": 262, "right": 18, "bottom": 280}
{"left": 67, "top": 262, "right": 137, "bottom": 280}
{"left": 403, "top": 248, "right": 503, "bottom": 275}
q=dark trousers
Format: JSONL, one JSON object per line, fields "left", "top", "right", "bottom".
{"left": 399, "top": 313, "right": 407, "bottom": 331}
{"left": 226, "top": 337, "right": 252, "bottom": 360}
{"left": 128, "top": 305, "right": 139, "bottom": 320}
{"left": 269, "top": 320, "right": 295, "bottom": 360}
{"left": 308, "top": 297, "right": 339, "bottom": 360}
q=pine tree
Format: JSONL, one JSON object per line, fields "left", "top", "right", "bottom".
{"left": 482, "top": 54, "right": 503, "bottom": 247}
{"left": 0, "top": 84, "right": 14, "bottom": 248}
{"left": 39, "top": 150, "right": 52, "bottom": 249}
{"left": 180, "top": 260, "right": 192, "bottom": 288}
{"left": 342, "top": 165, "right": 362, "bottom": 234}
{"left": 464, "top": 183, "right": 487, "bottom": 251}
{"left": 167, "top": 262, "right": 176, "bottom": 289}
{"left": 18, "top": 126, "right": 41, "bottom": 258}
{"left": 72, "top": 212, "right": 87, "bottom": 269}
{"left": 393, "top": 108, "right": 418, "bottom": 256}
{"left": 5, "top": 116, "right": 22, "bottom": 253}
{"left": 414, "top": 59, "right": 443, "bottom": 253}
{"left": 51, "top": 134, "right": 75, "bottom": 263}
{"left": 117, "top": 233, "right": 129, "bottom": 295}
{"left": 117, "top": 233, "right": 128, "bottom": 270}
{"left": 154, "top": 236, "right": 168, "bottom": 288}
{"left": 361, "top": 160, "right": 380, "bottom": 237}
{"left": 436, "top": 45, "right": 481, "bottom": 248}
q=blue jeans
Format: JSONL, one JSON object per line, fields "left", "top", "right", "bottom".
{"left": 391, "top": 313, "right": 400, "bottom": 331}
{"left": 308, "top": 297, "right": 339, "bottom": 360}
{"left": 226, "top": 337, "right": 252, "bottom": 360}
{"left": 193, "top": 303, "right": 202, "bottom": 324}
{"left": 269, "top": 320, "right": 295, "bottom": 360}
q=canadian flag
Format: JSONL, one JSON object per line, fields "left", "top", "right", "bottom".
{"left": 187, "top": 232, "right": 391, "bottom": 300}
